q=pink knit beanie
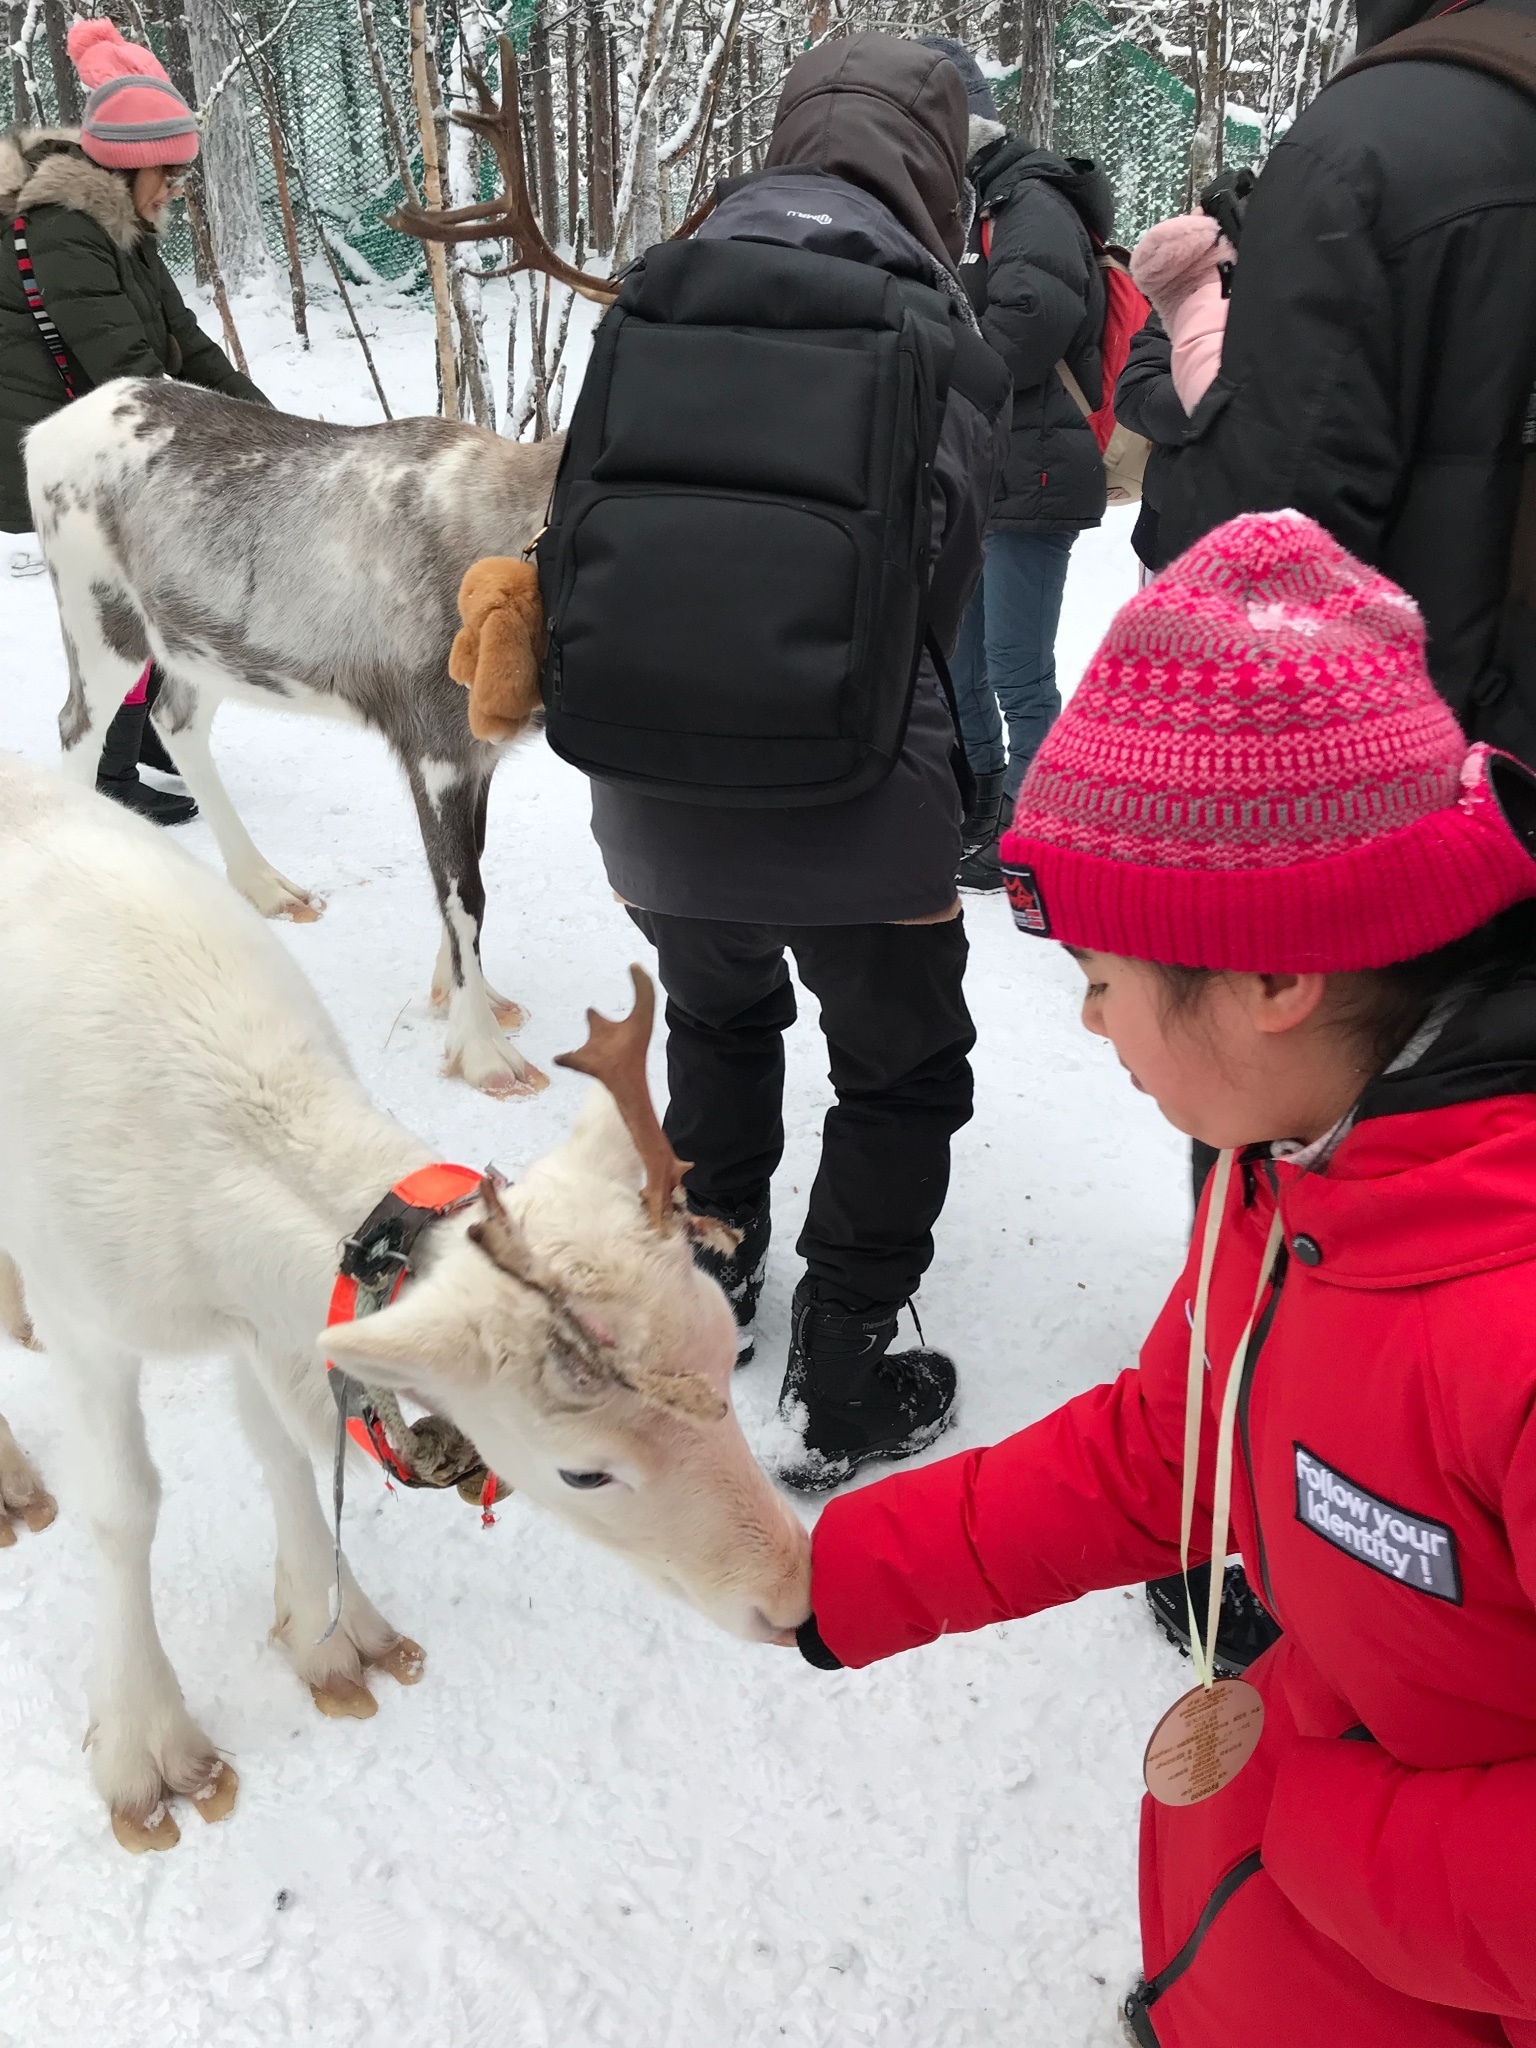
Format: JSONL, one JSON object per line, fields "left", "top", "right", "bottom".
{"left": 68, "top": 20, "right": 200, "bottom": 171}
{"left": 999, "top": 512, "right": 1536, "bottom": 971}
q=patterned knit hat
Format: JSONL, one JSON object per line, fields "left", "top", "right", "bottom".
{"left": 69, "top": 21, "right": 200, "bottom": 172}
{"left": 999, "top": 512, "right": 1536, "bottom": 971}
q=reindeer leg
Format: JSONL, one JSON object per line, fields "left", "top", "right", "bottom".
{"left": 233, "top": 1359, "right": 420, "bottom": 1720}
{"left": 152, "top": 679, "right": 322, "bottom": 923}
{"left": 430, "top": 774, "right": 525, "bottom": 1029}
{"left": 408, "top": 763, "right": 545, "bottom": 1098}
{"left": 46, "top": 1320, "right": 227, "bottom": 1849}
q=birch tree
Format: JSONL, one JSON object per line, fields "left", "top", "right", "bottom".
{"left": 186, "top": 0, "right": 271, "bottom": 291}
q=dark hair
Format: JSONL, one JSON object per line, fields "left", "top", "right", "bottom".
{"left": 1155, "top": 897, "right": 1536, "bottom": 1075}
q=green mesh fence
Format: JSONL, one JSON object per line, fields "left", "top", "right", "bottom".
{"left": 2, "top": 4, "right": 1263, "bottom": 281}
{"left": 1002, "top": 4, "right": 1267, "bottom": 245}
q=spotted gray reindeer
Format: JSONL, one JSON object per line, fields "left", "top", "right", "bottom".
{"left": 27, "top": 379, "right": 564, "bottom": 1097}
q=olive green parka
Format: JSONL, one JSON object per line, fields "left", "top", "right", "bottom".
{"left": 0, "top": 127, "right": 267, "bottom": 532}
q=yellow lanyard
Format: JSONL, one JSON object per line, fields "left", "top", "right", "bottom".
{"left": 1180, "top": 1150, "right": 1286, "bottom": 1689}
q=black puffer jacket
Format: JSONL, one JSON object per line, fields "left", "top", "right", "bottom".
{"left": 1156, "top": 0, "right": 1536, "bottom": 761}
{"left": 0, "top": 128, "right": 267, "bottom": 531}
{"left": 964, "top": 137, "right": 1112, "bottom": 530}
{"left": 1113, "top": 312, "right": 1184, "bottom": 567}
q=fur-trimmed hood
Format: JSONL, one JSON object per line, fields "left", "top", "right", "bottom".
{"left": 0, "top": 127, "right": 146, "bottom": 249}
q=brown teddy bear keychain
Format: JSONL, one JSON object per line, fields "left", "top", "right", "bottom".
{"left": 449, "top": 558, "right": 547, "bottom": 742}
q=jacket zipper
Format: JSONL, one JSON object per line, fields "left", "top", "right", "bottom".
{"left": 1235, "top": 1235, "right": 1289, "bottom": 1619}
{"left": 1122, "top": 1851, "right": 1265, "bottom": 2044}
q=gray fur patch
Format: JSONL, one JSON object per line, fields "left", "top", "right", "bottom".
{"left": 92, "top": 582, "right": 149, "bottom": 665}
{"left": 57, "top": 627, "right": 90, "bottom": 746}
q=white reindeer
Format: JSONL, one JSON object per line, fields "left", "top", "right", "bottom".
{"left": 27, "top": 379, "right": 564, "bottom": 1098}
{"left": 0, "top": 754, "right": 809, "bottom": 1853}
{"left": 0, "top": 1261, "right": 56, "bottom": 1545}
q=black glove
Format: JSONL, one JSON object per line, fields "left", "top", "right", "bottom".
{"left": 1199, "top": 165, "right": 1256, "bottom": 248}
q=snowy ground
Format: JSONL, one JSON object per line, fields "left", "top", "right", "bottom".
{"left": 0, "top": 281, "right": 1193, "bottom": 2048}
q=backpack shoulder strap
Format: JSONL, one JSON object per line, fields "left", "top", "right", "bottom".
{"left": 10, "top": 214, "right": 78, "bottom": 400}
{"left": 1335, "top": 3, "right": 1536, "bottom": 96}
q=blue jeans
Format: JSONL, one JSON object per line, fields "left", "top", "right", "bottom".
{"left": 950, "top": 528, "right": 1076, "bottom": 802}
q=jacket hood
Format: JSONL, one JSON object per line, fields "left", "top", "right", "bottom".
{"left": 765, "top": 33, "right": 970, "bottom": 269}
{"left": 973, "top": 138, "right": 1115, "bottom": 244}
{"left": 909, "top": 34, "right": 998, "bottom": 120}
{"left": 1278, "top": 960, "right": 1536, "bottom": 1287}
{"left": 0, "top": 126, "right": 144, "bottom": 249}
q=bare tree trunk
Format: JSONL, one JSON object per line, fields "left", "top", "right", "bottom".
{"left": 446, "top": 3, "right": 494, "bottom": 428}
{"left": 587, "top": 0, "right": 614, "bottom": 254}
{"left": 41, "top": 0, "right": 78, "bottom": 122}
{"left": 1189, "top": 0, "right": 1226, "bottom": 193}
{"left": 1018, "top": 0, "right": 1056, "bottom": 146}
{"left": 186, "top": 183, "right": 249, "bottom": 372}
{"left": 262, "top": 96, "right": 308, "bottom": 344}
{"left": 356, "top": 0, "right": 420, "bottom": 202}
{"left": 9, "top": 5, "right": 35, "bottom": 125}
{"left": 528, "top": 8, "right": 561, "bottom": 245}
{"left": 745, "top": 36, "right": 761, "bottom": 170}
{"left": 187, "top": 0, "right": 271, "bottom": 291}
{"left": 564, "top": 20, "right": 580, "bottom": 241}
{"left": 409, "top": 0, "right": 459, "bottom": 419}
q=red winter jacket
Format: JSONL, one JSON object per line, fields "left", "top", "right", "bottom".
{"left": 808, "top": 997, "right": 1536, "bottom": 2048}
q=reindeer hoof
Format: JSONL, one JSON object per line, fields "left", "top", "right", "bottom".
{"left": 279, "top": 898, "right": 324, "bottom": 925}
{"left": 21, "top": 1492, "right": 56, "bottom": 1534}
{"left": 479, "top": 1061, "right": 548, "bottom": 1101}
{"left": 311, "top": 1675, "right": 377, "bottom": 1720}
{"left": 371, "top": 1637, "right": 426, "bottom": 1687}
{"left": 192, "top": 1760, "right": 239, "bottom": 1823}
{"left": 0, "top": 1517, "right": 16, "bottom": 1549}
{"left": 112, "top": 1804, "right": 181, "bottom": 1854}
{"left": 489, "top": 994, "right": 528, "bottom": 1031}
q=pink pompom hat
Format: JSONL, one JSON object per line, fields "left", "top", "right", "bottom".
{"left": 68, "top": 20, "right": 200, "bottom": 171}
{"left": 999, "top": 511, "right": 1536, "bottom": 972}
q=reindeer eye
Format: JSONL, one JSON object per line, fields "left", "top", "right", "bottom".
{"left": 558, "top": 1469, "right": 613, "bottom": 1490}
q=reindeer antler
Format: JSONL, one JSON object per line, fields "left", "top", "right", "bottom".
{"left": 387, "top": 36, "right": 618, "bottom": 307}
{"left": 554, "top": 965, "right": 691, "bottom": 1231}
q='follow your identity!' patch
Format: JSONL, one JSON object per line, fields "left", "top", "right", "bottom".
{"left": 1294, "top": 1445, "right": 1462, "bottom": 1603}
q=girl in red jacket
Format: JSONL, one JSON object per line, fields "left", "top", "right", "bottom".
{"left": 794, "top": 512, "right": 1536, "bottom": 2048}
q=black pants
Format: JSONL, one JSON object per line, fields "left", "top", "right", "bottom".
{"left": 629, "top": 910, "right": 975, "bottom": 1309}
{"left": 98, "top": 664, "right": 161, "bottom": 783}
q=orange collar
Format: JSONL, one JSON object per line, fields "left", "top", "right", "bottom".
{"left": 326, "top": 1164, "right": 501, "bottom": 1516}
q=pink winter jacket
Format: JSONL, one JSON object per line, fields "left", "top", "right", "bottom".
{"left": 1130, "top": 213, "right": 1236, "bottom": 414}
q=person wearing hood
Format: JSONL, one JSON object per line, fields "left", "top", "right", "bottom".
{"left": 1154, "top": 0, "right": 1536, "bottom": 767}
{"left": 587, "top": 35, "right": 1011, "bottom": 1492}
{"left": 0, "top": 20, "right": 269, "bottom": 826}
{"left": 916, "top": 35, "right": 1115, "bottom": 892}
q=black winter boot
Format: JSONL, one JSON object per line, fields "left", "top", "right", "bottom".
{"left": 97, "top": 696, "right": 197, "bottom": 827}
{"left": 957, "top": 832, "right": 1005, "bottom": 893}
{"left": 774, "top": 1277, "right": 957, "bottom": 1492}
{"left": 1145, "top": 1561, "right": 1283, "bottom": 1677}
{"left": 958, "top": 767, "right": 1005, "bottom": 861}
{"left": 689, "top": 1194, "right": 770, "bottom": 1365}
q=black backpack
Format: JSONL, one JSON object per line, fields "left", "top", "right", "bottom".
{"left": 535, "top": 235, "right": 978, "bottom": 808}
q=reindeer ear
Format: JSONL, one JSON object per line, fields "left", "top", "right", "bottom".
{"left": 467, "top": 1177, "right": 539, "bottom": 1281}
{"left": 319, "top": 1289, "right": 481, "bottom": 1390}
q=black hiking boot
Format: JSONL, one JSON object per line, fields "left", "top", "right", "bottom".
{"left": 958, "top": 767, "right": 1004, "bottom": 861}
{"left": 957, "top": 832, "right": 1005, "bottom": 892}
{"left": 774, "top": 1277, "right": 958, "bottom": 1492}
{"left": 97, "top": 695, "right": 197, "bottom": 827}
{"left": 689, "top": 1195, "right": 770, "bottom": 1365}
{"left": 1145, "top": 1561, "right": 1283, "bottom": 1677}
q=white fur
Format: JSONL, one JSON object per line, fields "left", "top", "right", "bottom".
{"left": 0, "top": 756, "right": 809, "bottom": 1834}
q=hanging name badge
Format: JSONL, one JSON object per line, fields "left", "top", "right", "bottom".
{"left": 1143, "top": 1153, "right": 1281, "bottom": 1809}
{"left": 1144, "top": 1676, "right": 1264, "bottom": 1805}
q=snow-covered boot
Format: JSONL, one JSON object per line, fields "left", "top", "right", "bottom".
{"left": 774, "top": 1277, "right": 957, "bottom": 1492}
{"left": 689, "top": 1195, "right": 769, "bottom": 1364}
{"left": 1145, "top": 1560, "right": 1282, "bottom": 1676}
